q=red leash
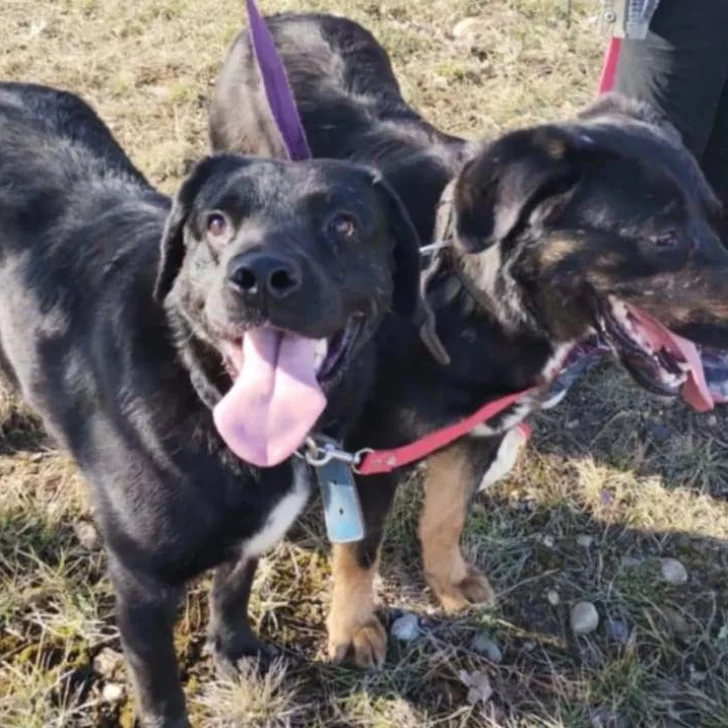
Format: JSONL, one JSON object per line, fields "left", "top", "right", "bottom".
{"left": 356, "top": 387, "right": 534, "bottom": 475}
{"left": 598, "top": 36, "right": 621, "bottom": 94}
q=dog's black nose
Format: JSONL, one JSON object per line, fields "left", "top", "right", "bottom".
{"left": 228, "top": 251, "right": 302, "bottom": 300}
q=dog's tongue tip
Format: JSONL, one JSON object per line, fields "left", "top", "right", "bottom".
{"left": 213, "top": 328, "right": 327, "bottom": 466}
{"left": 626, "top": 304, "right": 714, "bottom": 412}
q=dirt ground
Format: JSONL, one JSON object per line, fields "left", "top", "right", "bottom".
{"left": 1, "top": 1, "right": 728, "bottom": 726}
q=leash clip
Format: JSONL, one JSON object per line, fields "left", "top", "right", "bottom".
{"left": 297, "top": 435, "right": 369, "bottom": 543}
{"left": 298, "top": 435, "right": 373, "bottom": 474}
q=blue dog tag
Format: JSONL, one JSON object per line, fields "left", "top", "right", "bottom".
{"left": 315, "top": 459, "right": 365, "bottom": 543}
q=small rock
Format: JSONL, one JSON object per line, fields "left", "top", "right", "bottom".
{"left": 452, "top": 17, "right": 482, "bottom": 40}
{"left": 707, "top": 415, "right": 718, "bottom": 427}
{"left": 576, "top": 534, "right": 594, "bottom": 548}
{"left": 73, "top": 520, "right": 101, "bottom": 551}
{"left": 565, "top": 418, "right": 580, "bottom": 429}
{"left": 660, "top": 558, "right": 688, "bottom": 585}
{"left": 471, "top": 634, "right": 502, "bottom": 662}
{"left": 542, "top": 534, "right": 555, "bottom": 548}
{"left": 391, "top": 613, "right": 420, "bottom": 643}
{"left": 607, "top": 617, "right": 629, "bottom": 645}
{"left": 546, "top": 589, "right": 560, "bottom": 606}
{"left": 93, "top": 648, "right": 124, "bottom": 678}
{"left": 571, "top": 601, "right": 599, "bottom": 635}
{"left": 523, "top": 640, "right": 536, "bottom": 652}
{"left": 459, "top": 669, "right": 493, "bottom": 706}
{"left": 102, "top": 682, "right": 125, "bottom": 703}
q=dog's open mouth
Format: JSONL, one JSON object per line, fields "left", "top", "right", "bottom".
{"left": 599, "top": 298, "right": 728, "bottom": 411}
{"left": 541, "top": 298, "right": 728, "bottom": 413}
{"left": 212, "top": 316, "right": 364, "bottom": 467}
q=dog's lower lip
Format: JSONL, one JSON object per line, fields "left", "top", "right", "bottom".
{"left": 600, "top": 299, "right": 685, "bottom": 395}
{"left": 220, "top": 337, "right": 243, "bottom": 377}
{"left": 317, "top": 315, "right": 364, "bottom": 384}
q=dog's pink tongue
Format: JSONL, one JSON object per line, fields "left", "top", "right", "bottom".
{"left": 626, "top": 305, "right": 713, "bottom": 412}
{"left": 213, "top": 329, "right": 327, "bottom": 466}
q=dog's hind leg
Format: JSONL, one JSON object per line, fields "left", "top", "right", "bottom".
{"left": 326, "top": 473, "right": 396, "bottom": 670}
{"left": 108, "top": 558, "right": 189, "bottom": 728}
{"left": 207, "top": 551, "right": 270, "bottom": 678}
{"left": 419, "top": 439, "right": 500, "bottom": 613}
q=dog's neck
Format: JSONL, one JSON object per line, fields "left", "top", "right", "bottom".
{"left": 423, "top": 246, "right": 558, "bottom": 393}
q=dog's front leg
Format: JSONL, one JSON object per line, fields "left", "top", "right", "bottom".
{"left": 326, "top": 472, "right": 397, "bottom": 670}
{"left": 108, "top": 558, "right": 189, "bottom": 728}
{"left": 419, "top": 439, "right": 498, "bottom": 613}
{"left": 208, "top": 551, "right": 270, "bottom": 677}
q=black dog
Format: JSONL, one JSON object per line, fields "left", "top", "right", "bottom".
{"left": 0, "top": 82, "right": 433, "bottom": 727}
{"left": 210, "top": 12, "right": 728, "bottom": 670}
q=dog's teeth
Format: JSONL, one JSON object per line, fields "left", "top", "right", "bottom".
{"left": 314, "top": 338, "right": 328, "bottom": 372}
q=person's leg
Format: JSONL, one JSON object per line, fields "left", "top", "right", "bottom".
{"left": 614, "top": 0, "right": 728, "bottom": 159}
{"left": 700, "top": 80, "right": 728, "bottom": 243}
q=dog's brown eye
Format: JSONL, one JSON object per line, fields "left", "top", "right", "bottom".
{"left": 329, "top": 214, "right": 357, "bottom": 239}
{"left": 207, "top": 213, "right": 228, "bottom": 238}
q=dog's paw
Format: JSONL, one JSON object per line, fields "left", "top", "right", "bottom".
{"left": 207, "top": 632, "right": 277, "bottom": 680}
{"left": 327, "top": 616, "right": 387, "bottom": 670}
{"left": 430, "top": 566, "right": 496, "bottom": 613}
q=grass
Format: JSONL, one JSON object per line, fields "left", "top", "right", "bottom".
{"left": 2, "top": 0, "right": 728, "bottom": 725}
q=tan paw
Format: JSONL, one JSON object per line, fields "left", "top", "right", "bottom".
{"left": 430, "top": 566, "right": 496, "bottom": 613}
{"left": 327, "top": 616, "right": 387, "bottom": 670}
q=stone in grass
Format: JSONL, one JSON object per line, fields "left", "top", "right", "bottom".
{"left": 459, "top": 669, "right": 493, "bottom": 706}
{"left": 576, "top": 534, "right": 594, "bottom": 548}
{"left": 452, "top": 18, "right": 482, "bottom": 40}
{"left": 546, "top": 589, "right": 560, "bottom": 606}
{"left": 93, "top": 648, "right": 125, "bottom": 678}
{"left": 570, "top": 601, "right": 600, "bottom": 635}
{"left": 73, "top": 520, "right": 101, "bottom": 551}
{"left": 660, "top": 558, "right": 688, "bottom": 585}
{"left": 471, "top": 633, "right": 503, "bottom": 663}
{"left": 102, "top": 682, "right": 125, "bottom": 703}
{"left": 390, "top": 613, "right": 420, "bottom": 643}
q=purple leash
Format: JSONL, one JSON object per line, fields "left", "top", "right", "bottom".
{"left": 245, "top": 0, "right": 311, "bottom": 161}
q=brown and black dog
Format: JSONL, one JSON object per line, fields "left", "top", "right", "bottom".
{"left": 210, "top": 13, "right": 728, "bottom": 669}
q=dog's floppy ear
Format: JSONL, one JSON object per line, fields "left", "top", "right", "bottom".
{"left": 155, "top": 155, "right": 241, "bottom": 302}
{"left": 453, "top": 126, "right": 599, "bottom": 253}
{"left": 371, "top": 174, "right": 450, "bottom": 365}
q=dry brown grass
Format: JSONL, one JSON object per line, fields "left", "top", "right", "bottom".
{"left": 2, "top": 0, "right": 728, "bottom": 726}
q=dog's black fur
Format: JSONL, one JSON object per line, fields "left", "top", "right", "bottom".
{"left": 210, "top": 12, "right": 728, "bottom": 670}
{"left": 0, "top": 82, "right": 431, "bottom": 727}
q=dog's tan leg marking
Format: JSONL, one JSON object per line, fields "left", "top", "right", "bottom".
{"left": 419, "top": 443, "right": 496, "bottom": 612}
{"left": 326, "top": 542, "right": 386, "bottom": 670}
